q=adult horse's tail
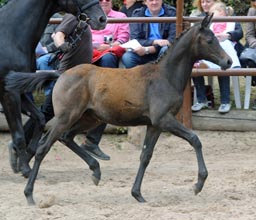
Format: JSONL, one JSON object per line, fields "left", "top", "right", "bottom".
{"left": 5, "top": 71, "right": 60, "bottom": 93}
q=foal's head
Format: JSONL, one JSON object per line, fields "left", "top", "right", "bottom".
{"left": 190, "top": 14, "right": 232, "bottom": 70}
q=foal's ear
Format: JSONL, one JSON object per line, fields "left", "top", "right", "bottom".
{"left": 201, "top": 13, "right": 213, "bottom": 29}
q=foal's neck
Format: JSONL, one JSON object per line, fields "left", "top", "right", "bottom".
{"left": 160, "top": 32, "right": 196, "bottom": 93}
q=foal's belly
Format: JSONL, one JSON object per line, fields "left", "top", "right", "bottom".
{"left": 93, "top": 99, "right": 149, "bottom": 126}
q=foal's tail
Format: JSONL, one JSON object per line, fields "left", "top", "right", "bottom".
{"left": 5, "top": 70, "right": 60, "bottom": 93}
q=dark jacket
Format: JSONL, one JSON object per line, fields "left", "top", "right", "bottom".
{"left": 130, "top": 4, "right": 176, "bottom": 47}
{"left": 120, "top": 1, "right": 144, "bottom": 17}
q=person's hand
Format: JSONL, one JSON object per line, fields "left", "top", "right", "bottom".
{"left": 42, "top": 46, "right": 48, "bottom": 53}
{"left": 59, "top": 42, "right": 72, "bottom": 52}
{"left": 133, "top": 46, "right": 147, "bottom": 56}
{"left": 153, "top": 39, "right": 170, "bottom": 47}
{"left": 97, "top": 44, "right": 111, "bottom": 52}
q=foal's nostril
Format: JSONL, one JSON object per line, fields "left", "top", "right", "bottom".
{"left": 227, "top": 59, "right": 233, "bottom": 66}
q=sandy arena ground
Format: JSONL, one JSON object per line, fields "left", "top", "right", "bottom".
{"left": 0, "top": 130, "right": 256, "bottom": 220}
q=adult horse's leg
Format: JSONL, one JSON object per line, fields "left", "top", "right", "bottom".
{"left": 1, "top": 92, "right": 31, "bottom": 177}
{"left": 131, "top": 125, "right": 161, "bottom": 202}
{"left": 158, "top": 113, "right": 208, "bottom": 195}
{"left": 7, "top": 94, "right": 46, "bottom": 174}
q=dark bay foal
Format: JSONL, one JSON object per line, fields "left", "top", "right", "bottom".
{"left": 5, "top": 14, "right": 232, "bottom": 205}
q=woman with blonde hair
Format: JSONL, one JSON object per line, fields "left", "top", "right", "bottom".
{"left": 190, "top": 0, "right": 244, "bottom": 113}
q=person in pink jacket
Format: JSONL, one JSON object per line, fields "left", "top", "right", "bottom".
{"left": 90, "top": 0, "right": 129, "bottom": 67}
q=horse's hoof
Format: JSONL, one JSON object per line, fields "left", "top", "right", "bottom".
{"left": 91, "top": 174, "right": 100, "bottom": 186}
{"left": 8, "top": 142, "right": 20, "bottom": 173}
{"left": 21, "top": 167, "right": 31, "bottom": 178}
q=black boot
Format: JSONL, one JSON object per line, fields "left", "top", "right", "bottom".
{"left": 81, "top": 123, "right": 110, "bottom": 160}
{"left": 81, "top": 139, "right": 110, "bottom": 161}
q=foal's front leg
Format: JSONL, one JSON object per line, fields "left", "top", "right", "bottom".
{"left": 132, "top": 125, "right": 161, "bottom": 202}
{"left": 159, "top": 113, "right": 208, "bottom": 195}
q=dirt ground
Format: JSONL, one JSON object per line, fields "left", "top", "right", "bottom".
{"left": 0, "top": 130, "right": 256, "bottom": 220}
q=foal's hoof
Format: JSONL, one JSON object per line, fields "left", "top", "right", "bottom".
{"left": 192, "top": 184, "right": 201, "bottom": 195}
{"left": 8, "top": 142, "right": 20, "bottom": 173}
{"left": 26, "top": 195, "right": 36, "bottom": 206}
{"left": 132, "top": 191, "right": 147, "bottom": 203}
{"left": 91, "top": 174, "right": 100, "bottom": 186}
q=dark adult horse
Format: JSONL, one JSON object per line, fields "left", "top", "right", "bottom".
{"left": 5, "top": 14, "right": 232, "bottom": 205}
{"left": 0, "top": 0, "right": 106, "bottom": 177}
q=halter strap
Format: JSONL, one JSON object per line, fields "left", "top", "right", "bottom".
{"left": 71, "top": 0, "right": 99, "bottom": 14}
{"left": 69, "top": 0, "right": 99, "bottom": 22}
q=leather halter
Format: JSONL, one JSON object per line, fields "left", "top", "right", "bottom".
{"left": 70, "top": 0, "right": 99, "bottom": 22}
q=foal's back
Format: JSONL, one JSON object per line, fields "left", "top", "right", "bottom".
{"left": 52, "top": 63, "right": 163, "bottom": 125}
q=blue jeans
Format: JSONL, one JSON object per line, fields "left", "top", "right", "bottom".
{"left": 37, "top": 54, "right": 55, "bottom": 96}
{"left": 36, "top": 54, "right": 53, "bottom": 70}
{"left": 121, "top": 46, "right": 168, "bottom": 68}
{"left": 193, "top": 75, "right": 230, "bottom": 104}
{"left": 94, "top": 53, "right": 119, "bottom": 68}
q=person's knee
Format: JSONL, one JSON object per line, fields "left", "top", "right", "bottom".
{"left": 37, "top": 54, "right": 53, "bottom": 70}
{"left": 100, "top": 53, "right": 118, "bottom": 68}
{"left": 122, "top": 52, "right": 136, "bottom": 68}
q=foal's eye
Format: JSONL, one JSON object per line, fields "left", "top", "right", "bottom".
{"left": 206, "top": 38, "right": 213, "bottom": 43}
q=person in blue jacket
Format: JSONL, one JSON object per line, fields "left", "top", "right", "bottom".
{"left": 121, "top": 0, "right": 176, "bottom": 68}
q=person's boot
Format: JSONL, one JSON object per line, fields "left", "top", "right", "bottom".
{"left": 80, "top": 139, "right": 110, "bottom": 161}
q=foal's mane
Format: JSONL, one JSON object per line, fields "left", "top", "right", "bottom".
{"left": 152, "top": 22, "right": 200, "bottom": 64}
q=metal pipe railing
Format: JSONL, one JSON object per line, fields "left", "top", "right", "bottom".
{"left": 49, "top": 16, "right": 256, "bottom": 24}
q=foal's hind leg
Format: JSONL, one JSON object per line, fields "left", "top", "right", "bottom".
{"left": 59, "top": 129, "right": 101, "bottom": 186}
{"left": 24, "top": 118, "right": 68, "bottom": 205}
{"left": 25, "top": 112, "right": 100, "bottom": 204}
{"left": 58, "top": 114, "right": 103, "bottom": 185}
{"left": 158, "top": 113, "right": 208, "bottom": 195}
{"left": 21, "top": 95, "right": 46, "bottom": 164}
{"left": 131, "top": 125, "right": 161, "bottom": 202}
{"left": 24, "top": 128, "right": 58, "bottom": 205}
